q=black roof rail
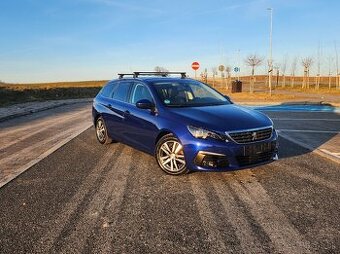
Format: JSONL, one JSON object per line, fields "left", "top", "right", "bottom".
{"left": 118, "top": 73, "right": 136, "bottom": 79}
{"left": 118, "top": 72, "right": 187, "bottom": 79}
{"left": 134, "top": 72, "right": 186, "bottom": 79}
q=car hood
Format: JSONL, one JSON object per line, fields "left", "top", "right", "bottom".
{"left": 167, "top": 104, "right": 272, "bottom": 132}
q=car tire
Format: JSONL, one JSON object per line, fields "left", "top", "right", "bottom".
{"left": 155, "top": 133, "right": 189, "bottom": 175}
{"left": 95, "top": 116, "right": 112, "bottom": 144}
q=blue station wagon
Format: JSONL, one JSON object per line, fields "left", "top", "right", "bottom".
{"left": 92, "top": 72, "right": 278, "bottom": 175}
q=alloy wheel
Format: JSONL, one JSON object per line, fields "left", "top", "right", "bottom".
{"left": 158, "top": 140, "right": 186, "bottom": 173}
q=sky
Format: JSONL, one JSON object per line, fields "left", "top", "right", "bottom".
{"left": 0, "top": 0, "right": 339, "bottom": 83}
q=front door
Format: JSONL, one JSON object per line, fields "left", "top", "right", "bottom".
{"left": 122, "top": 82, "right": 159, "bottom": 153}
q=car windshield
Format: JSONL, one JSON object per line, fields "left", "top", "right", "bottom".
{"left": 151, "top": 80, "right": 230, "bottom": 107}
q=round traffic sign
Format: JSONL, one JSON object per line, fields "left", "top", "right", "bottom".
{"left": 191, "top": 61, "right": 200, "bottom": 71}
{"left": 218, "top": 65, "right": 225, "bottom": 72}
{"left": 234, "top": 67, "right": 240, "bottom": 72}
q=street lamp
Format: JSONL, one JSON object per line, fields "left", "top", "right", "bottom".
{"left": 267, "top": 8, "right": 273, "bottom": 96}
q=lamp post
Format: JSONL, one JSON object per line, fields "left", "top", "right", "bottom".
{"left": 267, "top": 8, "right": 273, "bottom": 96}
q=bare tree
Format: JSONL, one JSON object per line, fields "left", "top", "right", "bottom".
{"left": 274, "top": 65, "right": 280, "bottom": 88}
{"left": 335, "top": 41, "right": 339, "bottom": 89}
{"left": 154, "top": 66, "right": 169, "bottom": 73}
{"left": 244, "top": 54, "right": 263, "bottom": 93}
{"left": 290, "top": 57, "right": 298, "bottom": 87}
{"left": 301, "top": 57, "right": 313, "bottom": 88}
{"left": 328, "top": 55, "right": 333, "bottom": 90}
{"left": 281, "top": 55, "right": 288, "bottom": 88}
{"left": 203, "top": 68, "right": 208, "bottom": 83}
{"left": 211, "top": 67, "right": 218, "bottom": 87}
{"left": 315, "top": 42, "right": 322, "bottom": 89}
{"left": 225, "top": 66, "right": 231, "bottom": 90}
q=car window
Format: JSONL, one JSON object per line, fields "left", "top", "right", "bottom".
{"left": 152, "top": 80, "right": 229, "bottom": 107}
{"left": 111, "top": 82, "right": 131, "bottom": 102}
{"left": 131, "top": 83, "right": 154, "bottom": 104}
{"left": 100, "top": 82, "right": 116, "bottom": 97}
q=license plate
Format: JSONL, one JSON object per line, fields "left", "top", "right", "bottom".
{"left": 244, "top": 142, "right": 273, "bottom": 156}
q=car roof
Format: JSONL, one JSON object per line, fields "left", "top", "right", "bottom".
{"left": 112, "top": 77, "right": 194, "bottom": 84}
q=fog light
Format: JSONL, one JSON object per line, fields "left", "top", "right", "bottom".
{"left": 202, "top": 157, "right": 218, "bottom": 168}
{"left": 195, "top": 152, "right": 229, "bottom": 169}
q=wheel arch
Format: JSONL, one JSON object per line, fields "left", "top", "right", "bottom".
{"left": 154, "top": 129, "right": 183, "bottom": 154}
{"left": 155, "top": 129, "right": 173, "bottom": 145}
{"left": 92, "top": 107, "right": 101, "bottom": 125}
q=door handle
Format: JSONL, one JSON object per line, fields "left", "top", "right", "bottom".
{"left": 107, "top": 104, "right": 113, "bottom": 109}
{"left": 124, "top": 110, "right": 130, "bottom": 116}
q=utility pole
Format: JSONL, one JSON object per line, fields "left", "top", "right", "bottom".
{"left": 237, "top": 49, "right": 240, "bottom": 81}
{"left": 316, "top": 42, "right": 321, "bottom": 89}
{"left": 267, "top": 8, "right": 273, "bottom": 96}
{"left": 335, "top": 41, "right": 339, "bottom": 89}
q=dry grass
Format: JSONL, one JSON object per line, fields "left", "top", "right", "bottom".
{"left": 275, "top": 86, "right": 340, "bottom": 95}
{"left": 1, "top": 80, "right": 108, "bottom": 90}
{"left": 0, "top": 80, "right": 108, "bottom": 107}
{"left": 1, "top": 77, "right": 339, "bottom": 107}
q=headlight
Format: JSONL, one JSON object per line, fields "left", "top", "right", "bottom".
{"left": 187, "top": 126, "right": 226, "bottom": 141}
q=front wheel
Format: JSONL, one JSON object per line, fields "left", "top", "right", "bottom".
{"left": 155, "top": 134, "right": 189, "bottom": 175}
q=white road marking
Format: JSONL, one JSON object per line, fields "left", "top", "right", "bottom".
{"left": 0, "top": 115, "right": 90, "bottom": 164}
{"left": 272, "top": 118, "right": 340, "bottom": 121}
{"left": 0, "top": 108, "right": 89, "bottom": 137}
{"left": 319, "top": 149, "right": 340, "bottom": 159}
{"left": 0, "top": 122, "right": 92, "bottom": 188}
{"left": 0, "top": 109, "right": 89, "bottom": 150}
{"left": 278, "top": 129, "right": 339, "bottom": 134}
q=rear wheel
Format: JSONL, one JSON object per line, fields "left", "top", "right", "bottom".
{"left": 156, "top": 134, "right": 188, "bottom": 175}
{"left": 95, "top": 116, "right": 112, "bottom": 144}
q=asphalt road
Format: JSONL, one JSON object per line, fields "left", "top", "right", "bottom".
{"left": 0, "top": 102, "right": 92, "bottom": 187}
{"left": 0, "top": 125, "right": 339, "bottom": 253}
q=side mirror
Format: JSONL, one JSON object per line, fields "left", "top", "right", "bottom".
{"left": 136, "top": 99, "right": 155, "bottom": 110}
{"left": 224, "top": 95, "right": 233, "bottom": 104}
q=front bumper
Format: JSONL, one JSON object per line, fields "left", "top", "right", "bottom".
{"left": 181, "top": 131, "right": 279, "bottom": 171}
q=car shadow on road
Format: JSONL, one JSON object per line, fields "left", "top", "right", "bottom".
{"left": 256, "top": 103, "right": 339, "bottom": 161}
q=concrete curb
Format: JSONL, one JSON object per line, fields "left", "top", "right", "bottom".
{"left": 0, "top": 98, "right": 93, "bottom": 122}
{"left": 279, "top": 132, "right": 340, "bottom": 164}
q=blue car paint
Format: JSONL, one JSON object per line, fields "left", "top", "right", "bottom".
{"left": 93, "top": 77, "right": 278, "bottom": 171}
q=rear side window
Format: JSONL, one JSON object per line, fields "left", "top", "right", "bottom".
{"left": 112, "top": 82, "right": 132, "bottom": 102}
{"left": 100, "top": 82, "right": 116, "bottom": 97}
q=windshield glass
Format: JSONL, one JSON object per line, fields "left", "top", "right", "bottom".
{"left": 151, "top": 80, "right": 230, "bottom": 107}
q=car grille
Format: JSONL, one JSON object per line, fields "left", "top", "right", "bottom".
{"left": 227, "top": 127, "right": 273, "bottom": 144}
{"left": 236, "top": 151, "right": 274, "bottom": 166}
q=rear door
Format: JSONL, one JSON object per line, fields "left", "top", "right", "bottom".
{"left": 105, "top": 81, "right": 133, "bottom": 141}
